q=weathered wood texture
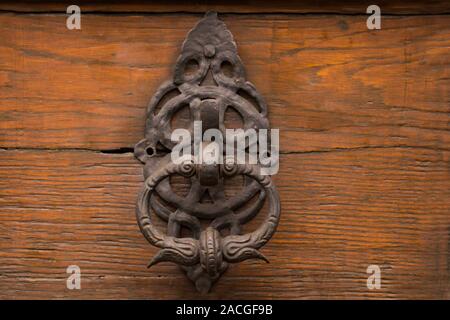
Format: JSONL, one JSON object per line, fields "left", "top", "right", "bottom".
{"left": 0, "top": 14, "right": 449, "bottom": 152}
{"left": 0, "top": 149, "right": 448, "bottom": 299}
{"left": 1, "top": 0, "right": 450, "bottom": 14}
{"left": 0, "top": 10, "right": 449, "bottom": 299}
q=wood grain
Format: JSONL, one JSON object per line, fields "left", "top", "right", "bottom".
{"left": 1, "top": 0, "right": 450, "bottom": 14}
{"left": 0, "top": 149, "right": 448, "bottom": 299}
{"left": 0, "top": 14, "right": 449, "bottom": 152}
{"left": 0, "top": 9, "right": 449, "bottom": 299}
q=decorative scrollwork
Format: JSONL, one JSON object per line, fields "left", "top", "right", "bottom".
{"left": 134, "top": 12, "right": 280, "bottom": 293}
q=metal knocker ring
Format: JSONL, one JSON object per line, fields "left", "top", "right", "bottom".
{"left": 134, "top": 12, "right": 281, "bottom": 293}
{"left": 136, "top": 159, "right": 280, "bottom": 293}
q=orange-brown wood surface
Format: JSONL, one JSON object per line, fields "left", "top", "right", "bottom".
{"left": 0, "top": 2, "right": 449, "bottom": 299}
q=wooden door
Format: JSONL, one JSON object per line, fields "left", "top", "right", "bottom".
{"left": 0, "top": 1, "right": 448, "bottom": 299}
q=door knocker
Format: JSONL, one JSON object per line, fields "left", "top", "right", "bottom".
{"left": 134, "top": 12, "right": 281, "bottom": 293}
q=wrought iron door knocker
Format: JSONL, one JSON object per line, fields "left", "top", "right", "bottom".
{"left": 134, "top": 12, "right": 280, "bottom": 293}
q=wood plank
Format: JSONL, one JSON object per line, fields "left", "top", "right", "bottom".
{"left": 0, "top": 14, "right": 449, "bottom": 152}
{"left": 0, "top": 149, "right": 448, "bottom": 299}
{"left": 1, "top": 1, "right": 450, "bottom": 14}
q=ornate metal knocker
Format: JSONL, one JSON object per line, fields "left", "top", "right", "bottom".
{"left": 134, "top": 12, "right": 280, "bottom": 293}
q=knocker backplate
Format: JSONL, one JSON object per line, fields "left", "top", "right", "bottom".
{"left": 134, "top": 12, "right": 280, "bottom": 293}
